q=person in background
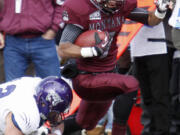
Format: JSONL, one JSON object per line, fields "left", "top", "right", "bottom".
{"left": 0, "top": 76, "right": 72, "bottom": 135}
{"left": 130, "top": 21, "right": 171, "bottom": 135}
{"left": 0, "top": 0, "right": 65, "bottom": 82}
{"left": 167, "top": 0, "right": 180, "bottom": 134}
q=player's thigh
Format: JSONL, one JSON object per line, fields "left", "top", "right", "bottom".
{"left": 73, "top": 73, "right": 139, "bottom": 101}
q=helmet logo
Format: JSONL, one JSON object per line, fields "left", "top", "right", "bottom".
{"left": 46, "top": 91, "right": 63, "bottom": 106}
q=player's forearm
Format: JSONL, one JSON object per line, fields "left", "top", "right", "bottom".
{"left": 58, "top": 42, "right": 82, "bottom": 59}
{"left": 58, "top": 41, "right": 106, "bottom": 59}
{"left": 148, "top": 11, "right": 162, "bottom": 26}
{"left": 5, "top": 113, "right": 23, "bottom": 135}
{"left": 128, "top": 0, "right": 169, "bottom": 26}
{"left": 148, "top": 0, "right": 169, "bottom": 25}
{"left": 127, "top": 8, "right": 165, "bottom": 26}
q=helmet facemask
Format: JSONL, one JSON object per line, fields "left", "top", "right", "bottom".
{"left": 47, "top": 111, "right": 63, "bottom": 127}
{"left": 91, "top": 0, "right": 125, "bottom": 14}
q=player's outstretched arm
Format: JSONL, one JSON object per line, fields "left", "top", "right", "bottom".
{"left": 127, "top": 0, "right": 169, "bottom": 26}
{"left": 147, "top": 11, "right": 163, "bottom": 26}
{"left": 148, "top": 0, "right": 169, "bottom": 25}
{"left": 5, "top": 112, "right": 23, "bottom": 135}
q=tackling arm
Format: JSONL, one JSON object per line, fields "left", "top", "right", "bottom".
{"left": 4, "top": 112, "right": 23, "bottom": 135}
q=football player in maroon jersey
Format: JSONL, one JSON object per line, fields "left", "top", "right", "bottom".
{"left": 54, "top": 0, "right": 170, "bottom": 135}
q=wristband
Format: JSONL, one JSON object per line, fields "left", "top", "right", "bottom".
{"left": 155, "top": 9, "right": 166, "bottom": 19}
{"left": 80, "top": 47, "right": 97, "bottom": 58}
{"left": 53, "top": 129, "right": 62, "bottom": 135}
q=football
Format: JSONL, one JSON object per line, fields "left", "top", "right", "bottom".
{"left": 75, "top": 30, "right": 107, "bottom": 47}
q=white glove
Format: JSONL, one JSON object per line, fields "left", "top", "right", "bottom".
{"left": 33, "top": 125, "right": 50, "bottom": 135}
{"left": 52, "top": 129, "right": 62, "bottom": 135}
{"left": 154, "top": 0, "right": 169, "bottom": 19}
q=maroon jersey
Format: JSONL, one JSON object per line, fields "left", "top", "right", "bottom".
{"left": 62, "top": 1, "right": 139, "bottom": 131}
{"left": 62, "top": 0, "right": 137, "bottom": 72}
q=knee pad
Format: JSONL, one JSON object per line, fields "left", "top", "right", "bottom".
{"left": 113, "top": 91, "right": 137, "bottom": 124}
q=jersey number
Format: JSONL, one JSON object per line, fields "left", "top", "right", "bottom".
{"left": 0, "top": 85, "right": 16, "bottom": 98}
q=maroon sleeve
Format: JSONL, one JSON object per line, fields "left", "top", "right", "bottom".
{"left": 62, "top": 6, "right": 84, "bottom": 28}
{"left": 62, "top": 0, "right": 91, "bottom": 29}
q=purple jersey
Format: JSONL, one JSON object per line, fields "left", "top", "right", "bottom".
{"left": 62, "top": 0, "right": 137, "bottom": 72}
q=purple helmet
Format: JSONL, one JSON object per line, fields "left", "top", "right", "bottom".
{"left": 90, "top": 0, "right": 125, "bottom": 14}
{"left": 35, "top": 76, "right": 73, "bottom": 122}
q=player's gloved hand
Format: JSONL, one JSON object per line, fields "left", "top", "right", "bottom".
{"left": 94, "top": 31, "right": 115, "bottom": 58}
{"left": 80, "top": 31, "right": 115, "bottom": 58}
{"left": 154, "top": 0, "right": 169, "bottom": 19}
{"left": 61, "top": 59, "right": 78, "bottom": 78}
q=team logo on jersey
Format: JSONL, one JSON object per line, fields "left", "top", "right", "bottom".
{"left": 46, "top": 91, "right": 63, "bottom": 106}
{"left": 63, "top": 10, "right": 69, "bottom": 22}
{"left": 89, "top": 11, "right": 101, "bottom": 20}
{"left": 0, "top": 85, "right": 16, "bottom": 98}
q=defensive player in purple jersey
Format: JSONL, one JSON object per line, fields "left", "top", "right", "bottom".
{"left": 54, "top": 0, "right": 169, "bottom": 135}
{"left": 0, "top": 76, "right": 72, "bottom": 135}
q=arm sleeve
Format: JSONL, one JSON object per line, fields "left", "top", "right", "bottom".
{"left": 60, "top": 24, "right": 83, "bottom": 43}
{"left": 127, "top": 8, "right": 149, "bottom": 25}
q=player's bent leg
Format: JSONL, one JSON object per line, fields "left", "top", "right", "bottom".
{"left": 63, "top": 100, "right": 112, "bottom": 135}
{"left": 72, "top": 73, "right": 139, "bottom": 101}
{"left": 76, "top": 100, "right": 112, "bottom": 130}
{"left": 112, "top": 91, "right": 137, "bottom": 135}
